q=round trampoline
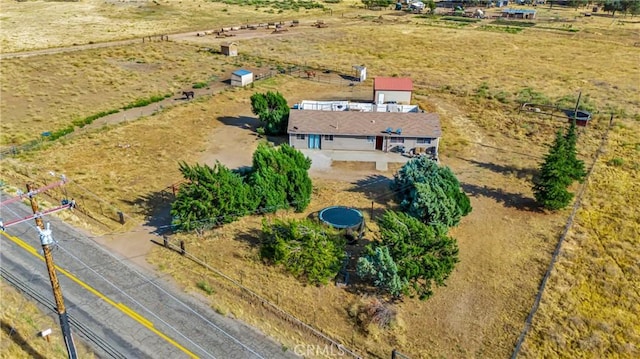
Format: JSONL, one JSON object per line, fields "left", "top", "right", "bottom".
{"left": 318, "top": 206, "right": 365, "bottom": 244}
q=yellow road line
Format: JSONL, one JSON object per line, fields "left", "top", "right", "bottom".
{"left": 1, "top": 231, "right": 198, "bottom": 359}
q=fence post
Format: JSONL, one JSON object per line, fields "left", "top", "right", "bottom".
{"left": 117, "top": 211, "right": 125, "bottom": 224}
{"left": 163, "top": 235, "right": 169, "bottom": 248}
{"left": 391, "top": 349, "right": 397, "bottom": 359}
{"left": 180, "top": 240, "right": 186, "bottom": 255}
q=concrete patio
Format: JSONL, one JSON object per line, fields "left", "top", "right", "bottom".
{"left": 300, "top": 149, "right": 410, "bottom": 171}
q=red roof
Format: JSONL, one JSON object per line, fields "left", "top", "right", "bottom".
{"left": 374, "top": 77, "right": 413, "bottom": 91}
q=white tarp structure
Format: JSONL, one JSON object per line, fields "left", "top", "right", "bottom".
{"left": 296, "top": 100, "right": 419, "bottom": 113}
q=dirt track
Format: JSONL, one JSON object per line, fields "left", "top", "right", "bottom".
{"left": 0, "top": 20, "right": 315, "bottom": 60}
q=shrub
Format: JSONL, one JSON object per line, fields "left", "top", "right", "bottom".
{"left": 349, "top": 296, "right": 397, "bottom": 332}
{"left": 607, "top": 157, "right": 624, "bottom": 167}
{"left": 196, "top": 281, "right": 215, "bottom": 295}
{"left": 122, "top": 93, "right": 171, "bottom": 110}
{"left": 261, "top": 218, "right": 345, "bottom": 285}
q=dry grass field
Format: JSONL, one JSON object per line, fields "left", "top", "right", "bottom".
{"left": 1, "top": 2, "right": 639, "bottom": 358}
{"left": 521, "top": 118, "right": 640, "bottom": 358}
{"left": 0, "top": 282, "right": 94, "bottom": 359}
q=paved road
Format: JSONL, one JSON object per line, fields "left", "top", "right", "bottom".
{"left": 0, "top": 194, "right": 298, "bottom": 359}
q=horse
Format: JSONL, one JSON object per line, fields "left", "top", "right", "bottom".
{"left": 182, "top": 91, "right": 195, "bottom": 100}
{"left": 305, "top": 70, "right": 316, "bottom": 79}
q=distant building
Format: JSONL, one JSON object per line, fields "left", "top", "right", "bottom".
{"left": 501, "top": 8, "right": 537, "bottom": 19}
{"left": 231, "top": 69, "right": 253, "bottom": 87}
{"left": 373, "top": 77, "right": 414, "bottom": 104}
{"left": 221, "top": 42, "right": 238, "bottom": 57}
{"left": 353, "top": 65, "right": 367, "bottom": 82}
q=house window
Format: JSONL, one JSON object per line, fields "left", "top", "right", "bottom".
{"left": 367, "top": 136, "right": 375, "bottom": 143}
{"left": 390, "top": 137, "right": 404, "bottom": 144}
{"left": 324, "top": 135, "right": 334, "bottom": 141}
{"left": 296, "top": 134, "right": 305, "bottom": 140}
{"left": 416, "top": 138, "right": 431, "bottom": 145}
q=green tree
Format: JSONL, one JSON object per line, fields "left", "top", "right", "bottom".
{"left": 171, "top": 161, "right": 257, "bottom": 231}
{"left": 261, "top": 218, "right": 346, "bottom": 285}
{"left": 250, "top": 91, "right": 290, "bottom": 135}
{"left": 426, "top": 0, "right": 436, "bottom": 13}
{"left": 391, "top": 157, "right": 471, "bottom": 227}
{"left": 357, "top": 246, "right": 408, "bottom": 298}
{"left": 375, "top": 211, "right": 459, "bottom": 300}
{"left": 532, "top": 129, "right": 576, "bottom": 210}
{"left": 601, "top": 0, "right": 636, "bottom": 17}
{"left": 249, "top": 143, "right": 312, "bottom": 212}
{"left": 564, "top": 120, "right": 587, "bottom": 182}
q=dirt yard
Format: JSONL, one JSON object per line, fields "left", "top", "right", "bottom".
{"left": 1, "top": 2, "right": 639, "bottom": 359}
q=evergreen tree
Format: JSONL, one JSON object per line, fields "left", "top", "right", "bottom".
{"left": 171, "top": 161, "right": 257, "bottom": 231}
{"left": 375, "top": 211, "right": 459, "bottom": 300}
{"left": 391, "top": 157, "right": 471, "bottom": 227}
{"left": 532, "top": 129, "right": 575, "bottom": 210}
{"left": 248, "top": 143, "right": 312, "bottom": 212}
{"left": 564, "top": 120, "right": 587, "bottom": 182}
{"left": 357, "top": 246, "right": 408, "bottom": 298}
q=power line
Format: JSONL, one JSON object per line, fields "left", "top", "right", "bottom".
{"left": 1, "top": 202, "right": 265, "bottom": 359}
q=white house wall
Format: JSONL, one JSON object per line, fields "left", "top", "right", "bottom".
{"left": 374, "top": 90, "right": 412, "bottom": 104}
{"left": 289, "top": 134, "right": 439, "bottom": 153}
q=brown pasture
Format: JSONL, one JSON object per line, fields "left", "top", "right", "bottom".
{"left": 1, "top": 3, "right": 639, "bottom": 358}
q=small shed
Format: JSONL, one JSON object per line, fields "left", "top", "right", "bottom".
{"left": 221, "top": 42, "right": 238, "bottom": 57}
{"left": 231, "top": 69, "right": 253, "bottom": 87}
{"left": 373, "top": 77, "right": 413, "bottom": 104}
{"left": 353, "top": 65, "right": 367, "bottom": 82}
{"left": 501, "top": 8, "right": 537, "bottom": 19}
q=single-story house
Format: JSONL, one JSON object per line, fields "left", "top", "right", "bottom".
{"left": 501, "top": 8, "right": 536, "bottom": 19}
{"left": 373, "top": 77, "right": 414, "bottom": 105}
{"left": 221, "top": 42, "right": 238, "bottom": 56}
{"left": 231, "top": 69, "right": 253, "bottom": 87}
{"left": 288, "top": 110, "right": 441, "bottom": 155}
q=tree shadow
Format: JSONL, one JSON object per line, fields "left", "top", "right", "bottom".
{"left": 461, "top": 182, "right": 540, "bottom": 212}
{"left": 216, "top": 115, "right": 260, "bottom": 130}
{"left": 122, "top": 189, "right": 174, "bottom": 235}
{"left": 1, "top": 321, "right": 48, "bottom": 359}
{"left": 233, "top": 226, "right": 262, "bottom": 248}
{"left": 457, "top": 157, "right": 538, "bottom": 180}
{"left": 216, "top": 115, "right": 288, "bottom": 145}
{"left": 470, "top": 141, "right": 543, "bottom": 159}
{"left": 347, "top": 174, "right": 395, "bottom": 205}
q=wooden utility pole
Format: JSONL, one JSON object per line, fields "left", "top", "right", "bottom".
{"left": 26, "top": 183, "right": 77, "bottom": 359}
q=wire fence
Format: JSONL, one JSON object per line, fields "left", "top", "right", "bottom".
{"left": 157, "top": 236, "right": 364, "bottom": 359}
{"left": 391, "top": 349, "right": 412, "bottom": 359}
{"left": 510, "top": 114, "right": 615, "bottom": 358}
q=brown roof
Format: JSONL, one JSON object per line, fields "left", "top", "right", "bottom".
{"left": 288, "top": 110, "right": 441, "bottom": 137}
{"left": 374, "top": 77, "right": 414, "bottom": 91}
